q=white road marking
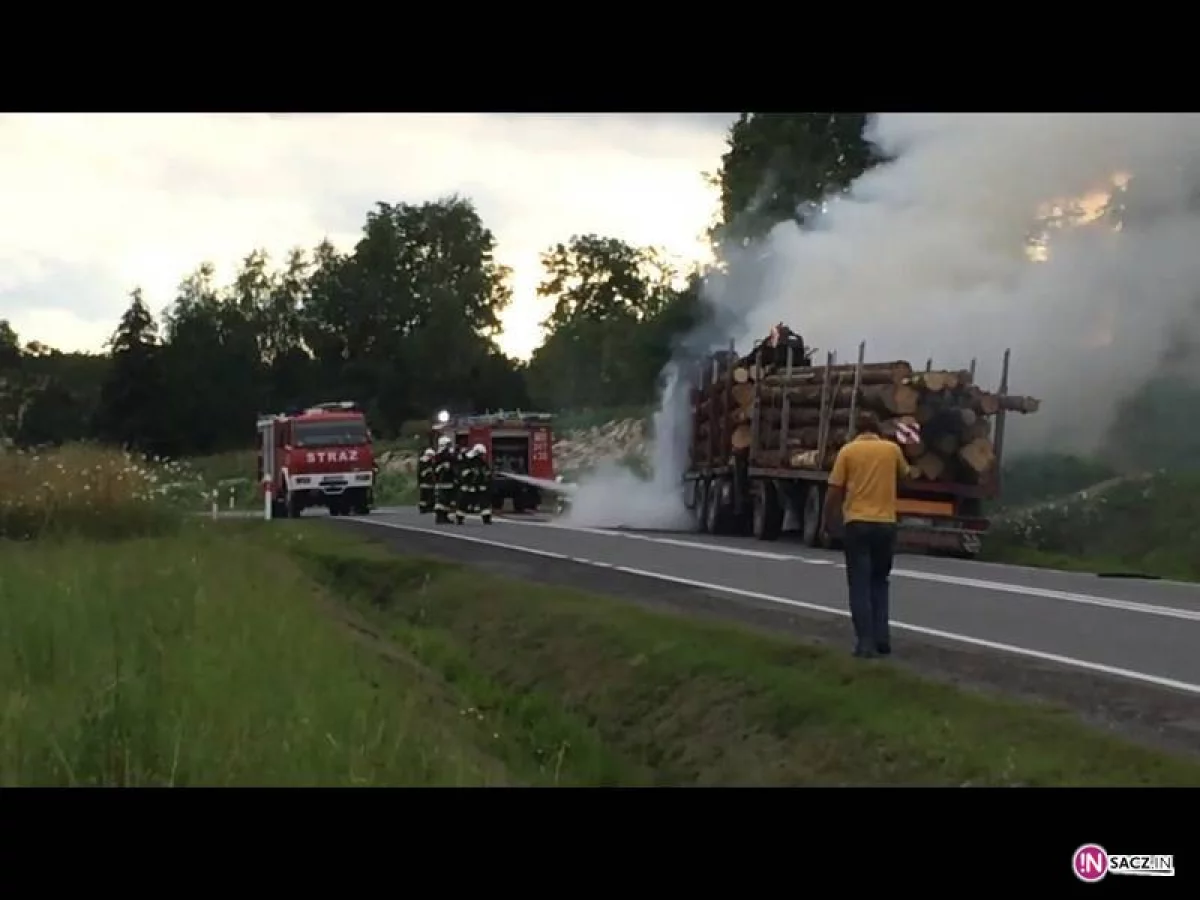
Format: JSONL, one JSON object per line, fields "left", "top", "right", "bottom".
{"left": 498, "top": 517, "right": 822, "bottom": 563}
{"left": 344, "top": 516, "right": 1200, "bottom": 697}
{"left": 495, "top": 518, "right": 1200, "bottom": 623}
{"left": 887, "top": 568, "right": 1200, "bottom": 622}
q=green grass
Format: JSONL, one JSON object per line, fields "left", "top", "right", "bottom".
{"left": 284, "top": 524, "right": 1200, "bottom": 786}
{"left": 984, "top": 469, "right": 1200, "bottom": 581}
{"left": 6, "top": 511, "right": 1199, "bottom": 785}
{"left": 0, "top": 444, "right": 182, "bottom": 541}
{"left": 0, "top": 523, "right": 515, "bottom": 786}
{"left": 993, "top": 452, "right": 1121, "bottom": 513}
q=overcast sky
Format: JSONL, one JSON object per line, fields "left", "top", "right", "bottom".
{"left": 0, "top": 113, "right": 737, "bottom": 360}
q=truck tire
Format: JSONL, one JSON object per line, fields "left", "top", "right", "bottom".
{"left": 706, "top": 478, "right": 730, "bottom": 535}
{"left": 801, "top": 485, "right": 823, "bottom": 548}
{"left": 286, "top": 491, "right": 303, "bottom": 519}
{"left": 752, "top": 480, "right": 783, "bottom": 542}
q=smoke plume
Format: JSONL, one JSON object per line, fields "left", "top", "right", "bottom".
{"left": 565, "top": 113, "right": 1200, "bottom": 529}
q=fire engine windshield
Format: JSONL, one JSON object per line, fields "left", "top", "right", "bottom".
{"left": 293, "top": 419, "right": 369, "bottom": 447}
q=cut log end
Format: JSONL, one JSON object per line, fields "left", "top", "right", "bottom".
{"left": 731, "top": 424, "right": 753, "bottom": 451}
{"left": 913, "top": 453, "right": 946, "bottom": 481}
{"left": 958, "top": 437, "right": 996, "bottom": 475}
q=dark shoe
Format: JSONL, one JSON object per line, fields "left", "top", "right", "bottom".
{"left": 852, "top": 646, "right": 878, "bottom": 659}
{"left": 876, "top": 643, "right": 892, "bottom": 656}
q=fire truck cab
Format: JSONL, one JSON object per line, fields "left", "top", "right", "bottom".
{"left": 430, "top": 410, "right": 555, "bottom": 513}
{"left": 257, "top": 401, "right": 376, "bottom": 519}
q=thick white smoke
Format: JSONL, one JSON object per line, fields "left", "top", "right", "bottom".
{"left": 565, "top": 113, "right": 1200, "bottom": 529}
{"left": 563, "top": 362, "right": 693, "bottom": 529}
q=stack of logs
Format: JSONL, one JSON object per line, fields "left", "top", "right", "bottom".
{"left": 692, "top": 357, "right": 1041, "bottom": 484}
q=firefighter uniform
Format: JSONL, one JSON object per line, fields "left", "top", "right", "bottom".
{"left": 432, "top": 436, "right": 458, "bottom": 523}
{"left": 455, "top": 443, "right": 493, "bottom": 525}
{"left": 417, "top": 448, "right": 435, "bottom": 513}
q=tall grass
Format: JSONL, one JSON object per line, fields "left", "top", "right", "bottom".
{"left": 0, "top": 526, "right": 507, "bottom": 785}
{"left": 0, "top": 444, "right": 181, "bottom": 541}
{"left": 0, "top": 445, "right": 506, "bottom": 785}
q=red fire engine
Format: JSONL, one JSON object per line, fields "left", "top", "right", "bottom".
{"left": 257, "top": 401, "right": 377, "bottom": 519}
{"left": 431, "top": 409, "right": 555, "bottom": 513}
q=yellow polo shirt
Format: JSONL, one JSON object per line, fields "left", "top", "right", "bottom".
{"left": 828, "top": 433, "right": 910, "bottom": 524}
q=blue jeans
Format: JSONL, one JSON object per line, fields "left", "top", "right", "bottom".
{"left": 842, "top": 521, "right": 897, "bottom": 653}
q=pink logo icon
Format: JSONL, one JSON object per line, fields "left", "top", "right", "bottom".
{"left": 1073, "top": 844, "right": 1109, "bottom": 882}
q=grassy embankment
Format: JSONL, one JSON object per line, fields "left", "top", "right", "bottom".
{"left": 4, "top": 442, "right": 1200, "bottom": 785}
{"left": 981, "top": 455, "right": 1200, "bottom": 582}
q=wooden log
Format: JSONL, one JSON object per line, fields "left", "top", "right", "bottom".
{"left": 905, "top": 370, "right": 961, "bottom": 392}
{"left": 962, "top": 387, "right": 1001, "bottom": 416}
{"left": 756, "top": 425, "right": 851, "bottom": 449}
{"left": 757, "top": 382, "right": 911, "bottom": 409}
{"left": 731, "top": 424, "right": 753, "bottom": 451}
{"left": 913, "top": 453, "right": 946, "bottom": 481}
{"left": 788, "top": 449, "right": 837, "bottom": 468}
{"left": 871, "top": 383, "right": 920, "bottom": 416}
{"left": 760, "top": 415, "right": 920, "bottom": 452}
{"left": 998, "top": 394, "right": 1041, "bottom": 414}
{"left": 758, "top": 360, "right": 913, "bottom": 387}
{"left": 958, "top": 437, "right": 996, "bottom": 474}
{"left": 931, "top": 433, "right": 960, "bottom": 456}
{"left": 759, "top": 384, "right": 856, "bottom": 405}
{"left": 733, "top": 406, "right": 853, "bottom": 427}
{"left": 963, "top": 419, "right": 991, "bottom": 442}
{"left": 732, "top": 366, "right": 751, "bottom": 384}
{"left": 731, "top": 383, "right": 756, "bottom": 409}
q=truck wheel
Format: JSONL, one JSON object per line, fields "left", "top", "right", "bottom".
{"left": 287, "top": 491, "right": 303, "bottom": 519}
{"left": 801, "top": 485, "right": 823, "bottom": 548}
{"left": 706, "top": 478, "right": 730, "bottom": 535}
{"left": 694, "top": 480, "right": 710, "bottom": 533}
{"left": 752, "top": 481, "right": 783, "bottom": 542}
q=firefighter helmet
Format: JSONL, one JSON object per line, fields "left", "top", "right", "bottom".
{"left": 437, "top": 435, "right": 451, "bottom": 450}
{"left": 421, "top": 448, "right": 434, "bottom": 460}
{"left": 472, "top": 443, "right": 487, "bottom": 458}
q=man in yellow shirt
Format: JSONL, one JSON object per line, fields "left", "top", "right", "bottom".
{"left": 824, "top": 415, "right": 914, "bottom": 658}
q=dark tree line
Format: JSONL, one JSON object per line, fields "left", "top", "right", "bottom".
{"left": 0, "top": 114, "right": 899, "bottom": 459}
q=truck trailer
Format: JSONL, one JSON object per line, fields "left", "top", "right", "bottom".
{"left": 682, "top": 332, "right": 1038, "bottom": 558}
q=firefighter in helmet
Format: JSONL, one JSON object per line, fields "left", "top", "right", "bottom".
{"left": 455, "top": 443, "right": 493, "bottom": 525}
{"left": 454, "top": 444, "right": 474, "bottom": 525}
{"left": 417, "top": 448, "right": 435, "bottom": 513}
{"left": 432, "top": 434, "right": 458, "bottom": 524}
{"left": 473, "top": 443, "right": 494, "bottom": 524}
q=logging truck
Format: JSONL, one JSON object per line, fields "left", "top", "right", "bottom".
{"left": 682, "top": 331, "right": 1041, "bottom": 558}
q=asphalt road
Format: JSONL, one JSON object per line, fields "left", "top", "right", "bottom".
{"left": 342, "top": 506, "right": 1200, "bottom": 697}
